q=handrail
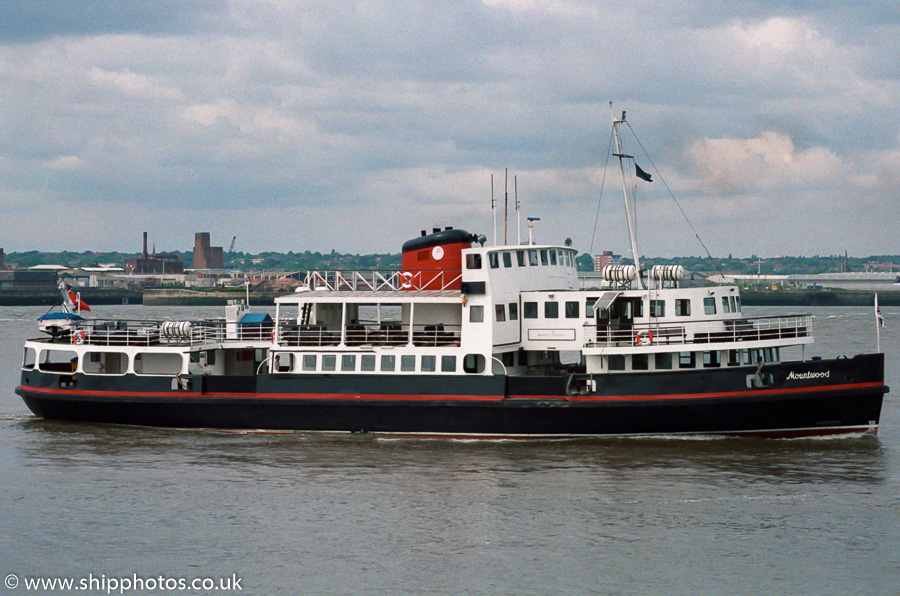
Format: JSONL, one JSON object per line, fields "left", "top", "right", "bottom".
{"left": 584, "top": 315, "right": 813, "bottom": 348}
{"left": 303, "top": 269, "right": 463, "bottom": 292}
{"left": 56, "top": 318, "right": 276, "bottom": 348}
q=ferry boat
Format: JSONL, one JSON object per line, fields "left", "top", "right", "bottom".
{"left": 16, "top": 113, "right": 888, "bottom": 437}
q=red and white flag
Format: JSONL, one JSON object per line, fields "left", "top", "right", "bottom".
{"left": 66, "top": 288, "right": 91, "bottom": 312}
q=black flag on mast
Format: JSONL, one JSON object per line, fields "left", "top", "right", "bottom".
{"left": 635, "top": 163, "right": 653, "bottom": 182}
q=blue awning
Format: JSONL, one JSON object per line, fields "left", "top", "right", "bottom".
{"left": 239, "top": 313, "right": 272, "bottom": 324}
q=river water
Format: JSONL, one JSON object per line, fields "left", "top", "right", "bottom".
{"left": 1, "top": 305, "right": 898, "bottom": 595}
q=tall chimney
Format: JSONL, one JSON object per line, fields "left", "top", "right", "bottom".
{"left": 143, "top": 232, "right": 148, "bottom": 258}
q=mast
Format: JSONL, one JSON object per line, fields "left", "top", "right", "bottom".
{"left": 515, "top": 175, "right": 521, "bottom": 245}
{"left": 611, "top": 103, "right": 644, "bottom": 289}
{"left": 491, "top": 174, "right": 497, "bottom": 246}
{"left": 504, "top": 168, "right": 509, "bottom": 245}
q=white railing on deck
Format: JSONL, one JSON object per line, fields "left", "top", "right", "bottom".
{"left": 584, "top": 315, "right": 812, "bottom": 348}
{"left": 60, "top": 319, "right": 275, "bottom": 347}
{"left": 54, "top": 318, "right": 462, "bottom": 349}
{"left": 303, "top": 270, "right": 462, "bottom": 292}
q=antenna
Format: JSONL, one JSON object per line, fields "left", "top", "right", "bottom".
{"left": 504, "top": 168, "right": 509, "bottom": 245}
{"left": 515, "top": 175, "right": 520, "bottom": 245}
{"left": 491, "top": 174, "right": 497, "bottom": 246}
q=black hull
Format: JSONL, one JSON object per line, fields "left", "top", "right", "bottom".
{"left": 17, "top": 354, "right": 888, "bottom": 438}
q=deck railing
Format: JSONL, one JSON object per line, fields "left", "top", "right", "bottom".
{"left": 53, "top": 318, "right": 462, "bottom": 349}
{"left": 303, "top": 269, "right": 462, "bottom": 292}
{"left": 58, "top": 319, "right": 275, "bottom": 347}
{"left": 584, "top": 315, "right": 812, "bottom": 348}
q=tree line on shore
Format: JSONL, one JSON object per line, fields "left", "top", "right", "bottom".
{"left": 4, "top": 249, "right": 898, "bottom": 275}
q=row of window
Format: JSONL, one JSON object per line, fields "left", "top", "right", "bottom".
{"left": 469, "top": 296, "right": 741, "bottom": 323}
{"left": 23, "top": 348, "right": 185, "bottom": 376}
{"left": 274, "top": 352, "right": 486, "bottom": 374}
{"left": 466, "top": 248, "right": 576, "bottom": 270}
{"left": 469, "top": 295, "right": 743, "bottom": 323}
{"left": 607, "top": 347, "right": 779, "bottom": 371}
{"left": 651, "top": 295, "right": 742, "bottom": 317}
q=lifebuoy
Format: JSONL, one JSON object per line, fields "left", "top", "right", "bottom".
{"left": 71, "top": 330, "right": 86, "bottom": 345}
{"left": 399, "top": 271, "right": 413, "bottom": 289}
{"left": 635, "top": 330, "right": 653, "bottom": 345}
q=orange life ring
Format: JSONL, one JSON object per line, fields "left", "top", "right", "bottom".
{"left": 399, "top": 271, "right": 413, "bottom": 289}
{"left": 635, "top": 330, "right": 653, "bottom": 345}
{"left": 71, "top": 330, "right": 86, "bottom": 345}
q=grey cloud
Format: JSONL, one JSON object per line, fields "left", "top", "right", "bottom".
{"left": 0, "top": 0, "right": 230, "bottom": 43}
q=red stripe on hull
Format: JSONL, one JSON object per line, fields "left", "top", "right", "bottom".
{"left": 17, "top": 385, "right": 502, "bottom": 402}
{"left": 18, "top": 380, "right": 883, "bottom": 403}
{"left": 510, "top": 381, "right": 886, "bottom": 402}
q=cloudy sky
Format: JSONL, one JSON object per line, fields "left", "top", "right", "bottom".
{"left": 1, "top": 1, "right": 898, "bottom": 259}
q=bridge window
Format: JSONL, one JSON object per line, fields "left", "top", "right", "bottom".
{"left": 650, "top": 300, "right": 665, "bottom": 317}
{"left": 540, "top": 250, "right": 549, "bottom": 265}
{"left": 721, "top": 296, "right": 731, "bottom": 313}
{"left": 489, "top": 252, "right": 500, "bottom": 268}
{"left": 509, "top": 303, "right": 518, "bottom": 320}
{"left": 523, "top": 302, "right": 538, "bottom": 319}
{"left": 734, "top": 296, "right": 742, "bottom": 312}
{"left": 675, "top": 299, "right": 691, "bottom": 316}
{"left": 565, "top": 301, "right": 579, "bottom": 318}
{"left": 421, "top": 355, "right": 436, "bottom": 372}
{"left": 703, "top": 297, "right": 716, "bottom": 315}
{"left": 550, "top": 250, "right": 557, "bottom": 265}
{"left": 465, "top": 254, "right": 482, "bottom": 269}
{"left": 585, "top": 297, "right": 598, "bottom": 318}
{"left": 528, "top": 250, "right": 539, "bottom": 266}
{"left": 516, "top": 250, "right": 526, "bottom": 266}
{"left": 502, "top": 252, "right": 512, "bottom": 267}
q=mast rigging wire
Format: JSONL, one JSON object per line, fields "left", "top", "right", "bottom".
{"left": 589, "top": 128, "right": 616, "bottom": 256}
{"left": 624, "top": 121, "right": 726, "bottom": 281}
